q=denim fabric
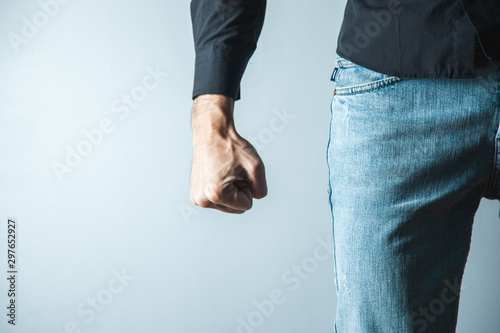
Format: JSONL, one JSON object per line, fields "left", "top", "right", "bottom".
{"left": 326, "top": 54, "right": 500, "bottom": 332}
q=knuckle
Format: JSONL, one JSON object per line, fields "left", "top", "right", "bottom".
{"left": 197, "top": 198, "right": 212, "bottom": 208}
{"left": 248, "top": 165, "right": 258, "bottom": 175}
{"left": 205, "top": 188, "right": 223, "bottom": 203}
{"left": 250, "top": 161, "right": 265, "bottom": 174}
{"left": 193, "top": 191, "right": 211, "bottom": 208}
{"left": 189, "top": 191, "right": 198, "bottom": 205}
{"left": 204, "top": 182, "right": 224, "bottom": 203}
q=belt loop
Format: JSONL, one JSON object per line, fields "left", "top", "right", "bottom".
{"left": 331, "top": 67, "right": 339, "bottom": 82}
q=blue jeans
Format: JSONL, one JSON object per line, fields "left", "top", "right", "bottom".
{"left": 326, "top": 54, "right": 500, "bottom": 332}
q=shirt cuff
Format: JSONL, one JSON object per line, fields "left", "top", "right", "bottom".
{"left": 192, "top": 48, "right": 248, "bottom": 101}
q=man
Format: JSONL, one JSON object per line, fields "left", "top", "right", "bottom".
{"left": 189, "top": 0, "right": 500, "bottom": 332}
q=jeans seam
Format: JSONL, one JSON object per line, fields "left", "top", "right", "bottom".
{"left": 327, "top": 90, "right": 339, "bottom": 298}
{"left": 482, "top": 108, "right": 500, "bottom": 198}
{"left": 326, "top": 90, "right": 339, "bottom": 312}
{"left": 483, "top": 144, "right": 500, "bottom": 198}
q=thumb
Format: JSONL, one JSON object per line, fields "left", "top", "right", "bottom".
{"left": 233, "top": 179, "right": 253, "bottom": 201}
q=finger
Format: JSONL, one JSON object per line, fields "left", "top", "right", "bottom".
{"left": 202, "top": 180, "right": 253, "bottom": 211}
{"left": 213, "top": 203, "right": 246, "bottom": 214}
{"left": 246, "top": 163, "right": 268, "bottom": 199}
{"left": 228, "top": 179, "right": 253, "bottom": 210}
{"left": 193, "top": 197, "right": 246, "bottom": 214}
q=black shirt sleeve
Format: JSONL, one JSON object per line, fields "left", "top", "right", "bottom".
{"left": 190, "top": 0, "right": 266, "bottom": 101}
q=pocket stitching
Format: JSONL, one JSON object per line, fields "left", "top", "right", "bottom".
{"left": 334, "top": 77, "right": 403, "bottom": 96}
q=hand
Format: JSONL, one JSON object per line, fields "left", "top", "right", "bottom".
{"left": 190, "top": 94, "right": 268, "bottom": 214}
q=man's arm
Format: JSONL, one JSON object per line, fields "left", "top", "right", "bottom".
{"left": 189, "top": 1, "right": 268, "bottom": 214}
{"left": 191, "top": 0, "right": 266, "bottom": 100}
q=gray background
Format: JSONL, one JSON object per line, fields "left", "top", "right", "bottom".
{"left": 0, "top": 0, "right": 499, "bottom": 332}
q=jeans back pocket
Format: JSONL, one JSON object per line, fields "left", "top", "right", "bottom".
{"left": 333, "top": 56, "right": 403, "bottom": 96}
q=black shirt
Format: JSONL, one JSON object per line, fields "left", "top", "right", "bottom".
{"left": 190, "top": 0, "right": 499, "bottom": 101}
{"left": 336, "top": 0, "right": 499, "bottom": 79}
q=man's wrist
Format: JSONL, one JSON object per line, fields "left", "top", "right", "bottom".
{"left": 191, "top": 94, "right": 238, "bottom": 143}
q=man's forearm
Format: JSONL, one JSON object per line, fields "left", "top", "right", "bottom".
{"left": 190, "top": 0, "right": 266, "bottom": 101}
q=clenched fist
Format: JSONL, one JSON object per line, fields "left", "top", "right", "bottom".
{"left": 190, "top": 94, "right": 268, "bottom": 214}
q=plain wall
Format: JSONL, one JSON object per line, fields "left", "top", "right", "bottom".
{"left": 0, "top": 1, "right": 498, "bottom": 332}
